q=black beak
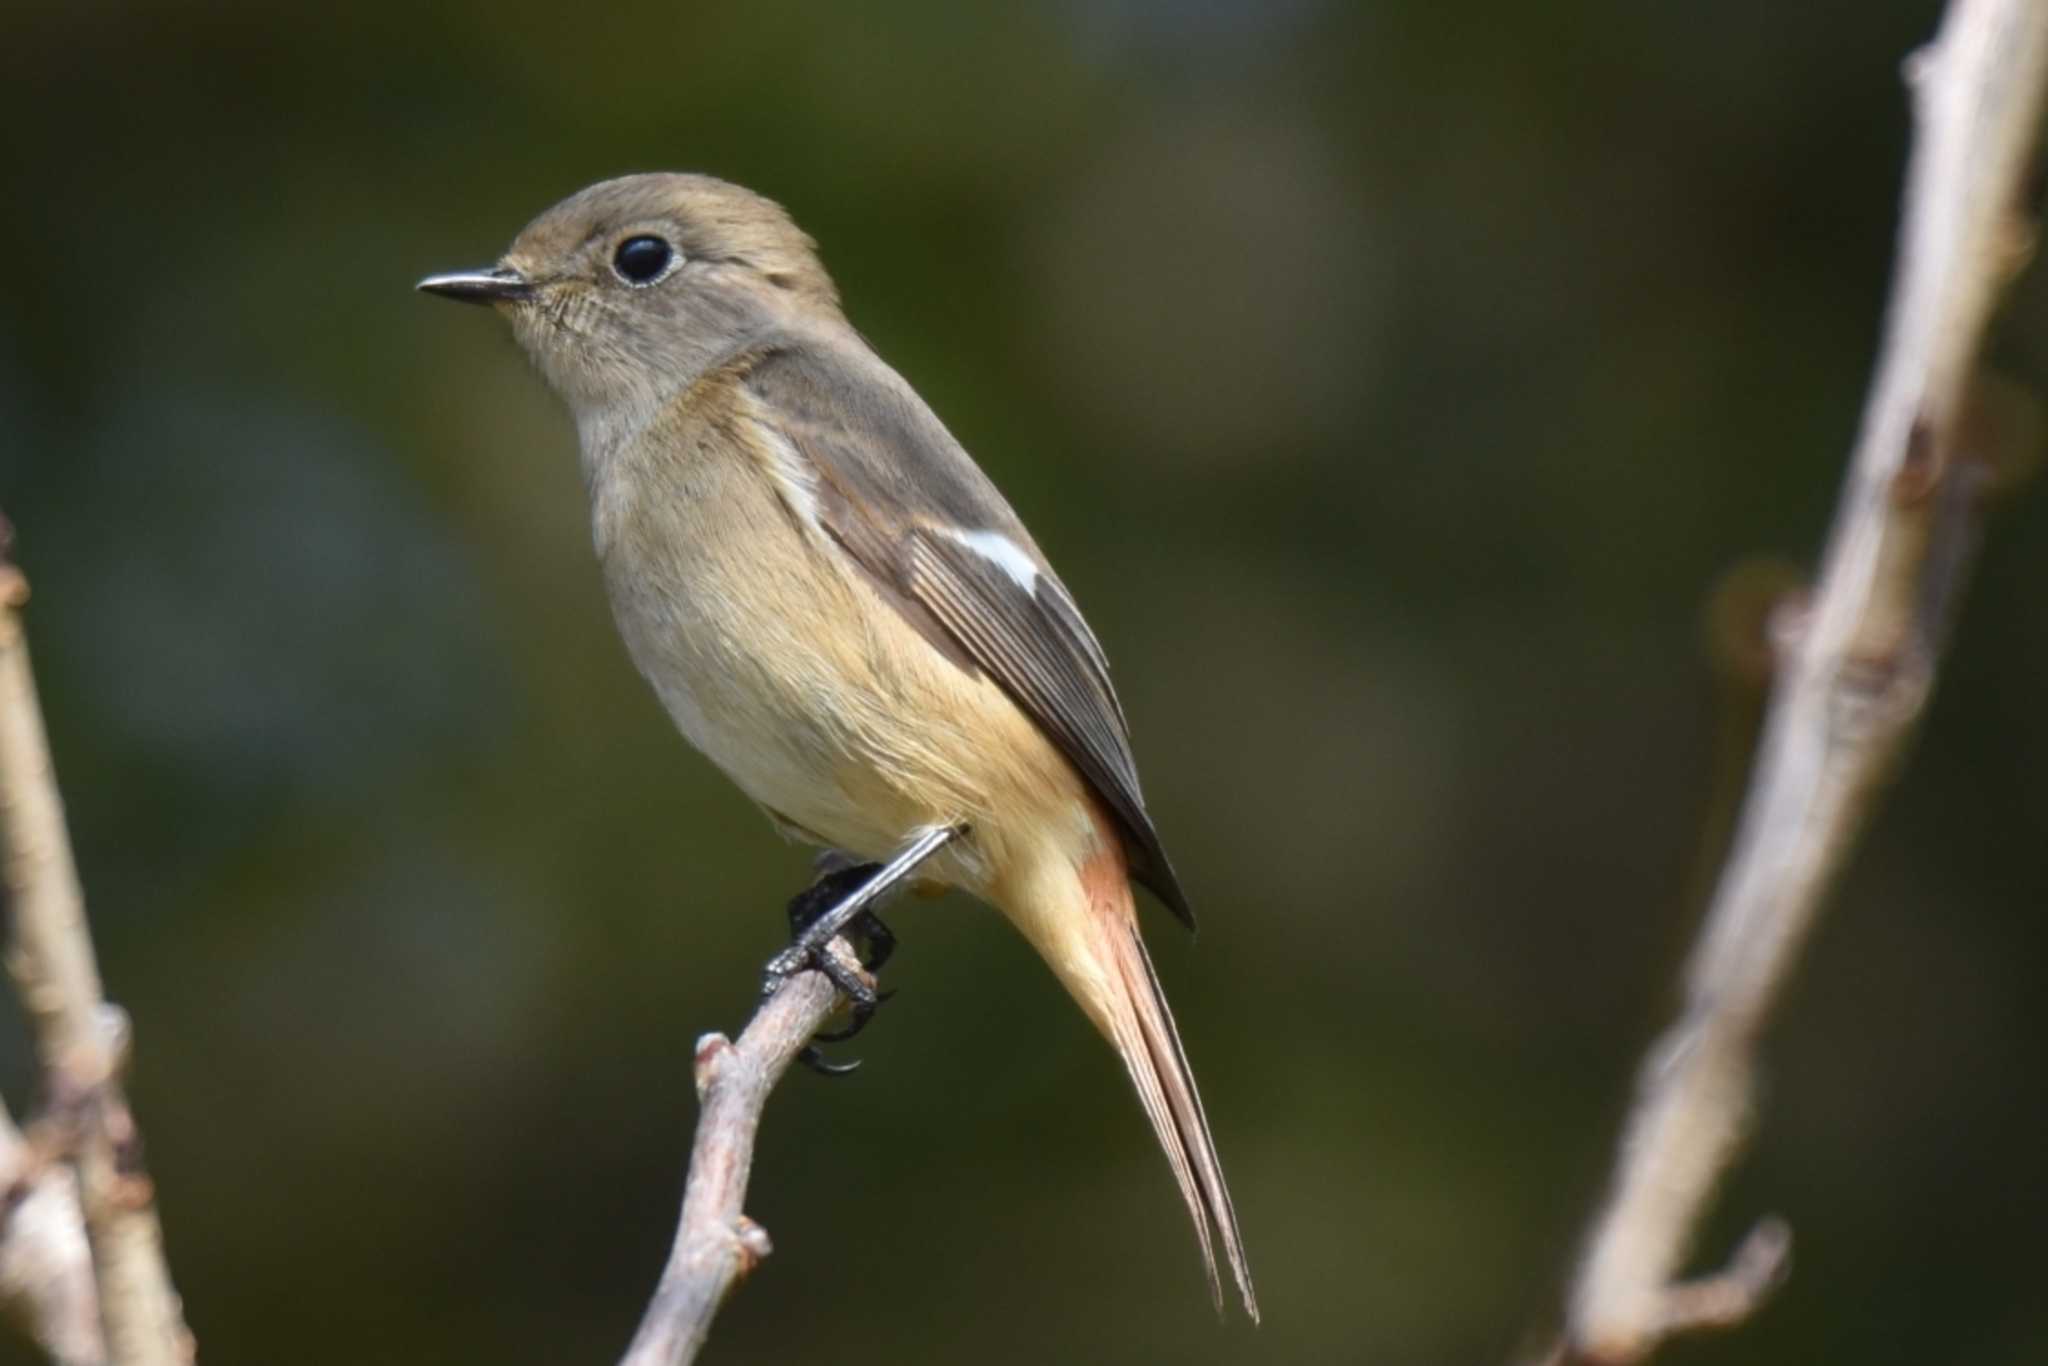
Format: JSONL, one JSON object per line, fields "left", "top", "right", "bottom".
{"left": 416, "top": 266, "right": 534, "bottom": 305}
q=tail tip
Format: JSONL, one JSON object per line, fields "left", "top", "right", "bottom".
{"left": 1232, "top": 1266, "right": 1261, "bottom": 1324}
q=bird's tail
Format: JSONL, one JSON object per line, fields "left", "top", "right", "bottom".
{"left": 1009, "top": 837, "right": 1259, "bottom": 1321}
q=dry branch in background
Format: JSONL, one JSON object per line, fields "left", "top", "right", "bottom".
{"left": 0, "top": 1095, "right": 102, "bottom": 1366}
{"left": 617, "top": 942, "right": 866, "bottom": 1366}
{"left": 0, "top": 537, "right": 191, "bottom": 1365}
{"left": 1545, "top": 1, "right": 2048, "bottom": 1361}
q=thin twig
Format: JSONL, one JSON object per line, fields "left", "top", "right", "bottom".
{"left": 1545, "top": 2, "right": 2048, "bottom": 1362}
{"left": 0, "top": 547, "right": 191, "bottom": 1365}
{"left": 618, "top": 942, "right": 865, "bottom": 1366}
{"left": 0, "top": 1093, "right": 103, "bottom": 1366}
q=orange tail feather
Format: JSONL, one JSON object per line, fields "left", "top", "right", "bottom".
{"left": 1026, "top": 838, "right": 1258, "bottom": 1321}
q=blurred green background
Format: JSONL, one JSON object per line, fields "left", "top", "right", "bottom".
{"left": 2, "top": 0, "right": 2045, "bottom": 1362}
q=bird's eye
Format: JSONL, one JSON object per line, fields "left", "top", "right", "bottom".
{"left": 613, "top": 235, "right": 675, "bottom": 285}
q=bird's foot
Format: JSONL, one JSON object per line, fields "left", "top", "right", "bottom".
{"left": 768, "top": 861, "right": 897, "bottom": 1076}
{"left": 761, "top": 825, "right": 964, "bottom": 1078}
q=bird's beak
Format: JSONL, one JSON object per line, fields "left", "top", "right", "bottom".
{"left": 416, "top": 265, "right": 534, "bottom": 306}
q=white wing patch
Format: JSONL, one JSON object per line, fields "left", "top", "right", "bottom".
{"left": 939, "top": 526, "right": 1040, "bottom": 593}
{"left": 754, "top": 422, "right": 825, "bottom": 531}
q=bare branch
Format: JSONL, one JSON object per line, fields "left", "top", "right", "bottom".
{"left": 0, "top": 1094, "right": 103, "bottom": 1366}
{"left": 0, "top": 551, "right": 191, "bottom": 1365}
{"left": 618, "top": 943, "right": 864, "bottom": 1366}
{"left": 1546, "top": 2, "right": 2048, "bottom": 1361}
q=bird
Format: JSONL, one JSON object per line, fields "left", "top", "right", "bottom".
{"left": 419, "top": 172, "right": 1256, "bottom": 1319}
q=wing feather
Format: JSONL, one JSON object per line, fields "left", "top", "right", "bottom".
{"left": 744, "top": 341, "right": 1194, "bottom": 927}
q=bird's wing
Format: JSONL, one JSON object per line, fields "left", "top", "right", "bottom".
{"left": 742, "top": 339, "right": 1194, "bottom": 928}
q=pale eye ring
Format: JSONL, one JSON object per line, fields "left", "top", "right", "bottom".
{"left": 613, "top": 235, "right": 676, "bottom": 285}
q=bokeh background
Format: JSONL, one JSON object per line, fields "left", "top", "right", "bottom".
{"left": 2, "top": 1, "right": 2045, "bottom": 1362}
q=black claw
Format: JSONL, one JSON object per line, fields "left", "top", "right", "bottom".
{"left": 798, "top": 1047, "right": 862, "bottom": 1077}
{"left": 811, "top": 1017, "right": 865, "bottom": 1045}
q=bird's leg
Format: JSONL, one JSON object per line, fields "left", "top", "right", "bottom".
{"left": 785, "top": 859, "right": 896, "bottom": 973}
{"left": 785, "top": 862, "right": 892, "bottom": 1049}
{"left": 765, "top": 824, "right": 960, "bottom": 1075}
{"left": 769, "top": 824, "right": 958, "bottom": 979}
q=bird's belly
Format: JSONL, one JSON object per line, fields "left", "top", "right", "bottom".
{"left": 649, "top": 652, "right": 891, "bottom": 849}
{"left": 599, "top": 527, "right": 965, "bottom": 866}
{"left": 616, "top": 598, "right": 870, "bottom": 834}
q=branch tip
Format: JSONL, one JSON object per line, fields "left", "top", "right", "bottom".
{"left": 1901, "top": 43, "right": 1937, "bottom": 89}
{"left": 732, "top": 1216, "right": 773, "bottom": 1269}
{"left": 692, "top": 1034, "right": 733, "bottom": 1097}
{"left": 1703, "top": 559, "right": 1807, "bottom": 687}
{"left": 1654, "top": 1217, "right": 1791, "bottom": 1338}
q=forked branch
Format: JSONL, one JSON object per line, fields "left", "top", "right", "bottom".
{"left": 1545, "top": 1, "right": 2048, "bottom": 1361}
{"left": 0, "top": 538, "right": 191, "bottom": 1365}
{"left": 617, "top": 943, "right": 864, "bottom": 1366}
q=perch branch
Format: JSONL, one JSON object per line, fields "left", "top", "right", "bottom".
{"left": 0, "top": 543, "right": 191, "bottom": 1365}
{"left": 1550, "top": 1, "right": 2048, "bottom": 1361}
{"left": 618, "top": 941, "right": 865, "bottom": 1366}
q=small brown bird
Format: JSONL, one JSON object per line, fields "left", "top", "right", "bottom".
{"left": 420, "top": 173, "right": 1256, "bottom": 1318}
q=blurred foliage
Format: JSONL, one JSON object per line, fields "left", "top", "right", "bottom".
{"left": 1, "top": 0, "right": 2045, "bottom": 1362}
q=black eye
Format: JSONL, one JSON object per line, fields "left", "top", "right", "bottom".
{"left": 613, "top": 235, "right": 674, "bottom": 284}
